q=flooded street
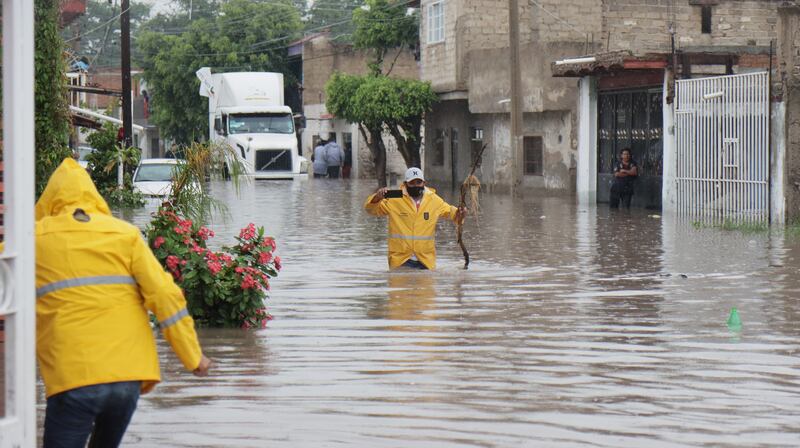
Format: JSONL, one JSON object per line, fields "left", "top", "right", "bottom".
{"left": 83, "top": 179, "right": 800, "bottom": 446}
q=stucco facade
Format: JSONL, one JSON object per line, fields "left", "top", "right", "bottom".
{"left": 421, "top": 0, "right": 784, "bottom": 194}
{"left": 420, "top": 0, "right": 591, "bottom": 192}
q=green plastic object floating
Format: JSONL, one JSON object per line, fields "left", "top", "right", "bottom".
{"left": 727, "top": 307, "right": 742, "bottom": 330}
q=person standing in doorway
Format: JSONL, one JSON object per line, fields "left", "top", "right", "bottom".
{"left": 342, "top": 146, "right": 353, "bottom": 179}
{"left": 312, "top": 138, "right": 328, "bottom": 178}
{"left": 610, "top": 148, "right": 638, "bottom": 209}
{"left": 365, "top": 167, "right": 466, "bottom": 269}
{"left": 28, "top": 158, "right": 212, "bottom": 448}
{"left": 324, "top": 136, "right": 345, "bottom": 179}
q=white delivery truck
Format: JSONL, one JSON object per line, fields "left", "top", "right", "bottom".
{"left": 197, "top": 68, "right": 306, "bottom": 179}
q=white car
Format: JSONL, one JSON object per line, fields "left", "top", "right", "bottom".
{"left": 75, "top": 145, "right": 96, "bottom": 169}
{"left": 132, "top": 158, "right": 183, "bottom": 198}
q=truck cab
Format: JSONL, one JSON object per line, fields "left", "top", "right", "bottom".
{"left": 199, "top": 70, "right": 307, "bottom": 179}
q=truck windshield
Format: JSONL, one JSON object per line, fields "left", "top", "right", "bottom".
{"left": 229, "top": 113, "right": 294, "bottom": 134}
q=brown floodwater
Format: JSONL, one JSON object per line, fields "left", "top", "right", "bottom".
{"left": 36, "top": 178, "right": 800, "bottom": 446}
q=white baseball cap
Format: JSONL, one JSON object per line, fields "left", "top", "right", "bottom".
{"left": 404, "top": 167, "right": 424, "bottom": 182}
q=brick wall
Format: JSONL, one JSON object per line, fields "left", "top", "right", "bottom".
{"left": 422, "top": 0, "right": 780, "bottom": 94}
{"left": 604, "top": 0, "right": 780, "bottom": 55}
{"left": 302, "top": 34, "right": 419, "bottom": 108}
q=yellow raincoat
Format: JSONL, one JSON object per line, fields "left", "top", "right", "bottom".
{"left": 33, "top": 158, "right": 202, "bottom": 397}
{"left": 364, "top": 186, "right": 458, "bottom": 269}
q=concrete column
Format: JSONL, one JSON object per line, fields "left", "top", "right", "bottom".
{"left": 577, "top": 76, "right": 597, "bottom": 204}
{"left": 771, "top": 102, "right": 786, "bottom": 224}
{"left": 662, "top": 69, "right": 677, "bottom": 212}
{"left": 778, "top": 3, "right": 800, "bottom": 223}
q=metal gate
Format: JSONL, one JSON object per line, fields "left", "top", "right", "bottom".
{"left": 675, "top": 72, "right": 769, "bottom": 223}
{"left": 597, "top": 88, "right": 664, "bottom": 209}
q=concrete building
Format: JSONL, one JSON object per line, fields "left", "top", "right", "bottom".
{"left": 419, "top": 0, "right": 593, "bottom": 192}
{"left": 550, "top": 0, "right": 783, "bottom": 216}
{"left": 289, "top": 33, "right": 420, "bottom": 182}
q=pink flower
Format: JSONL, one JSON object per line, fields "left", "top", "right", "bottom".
{"left": 166, "top": 255, "right": 180, "bottom": 271}
{"left": 274, "top": 256, "right": 282, "bottom": 271}
{"left": 191, "top": 243, "right": 206, "bottom": 255}
{"left": 153, "top": 236, "right": 165, "bottom": 249}
{"left": 241, "top": 274, "right": 258, "bottom": 290}
{"left": 261, "top": 237, "right": 276, "bottom": 250}
{"left": 207, "top": 260, "right": 222, "bottom": 275}
{"left": 198, "top": 227, "right": 214, "bottom": 241}
{"left": 258, "top": 251, "right": 272, "bottom": 264}
{"left": 239, "top": 223, "right": 257, "bottom": 240}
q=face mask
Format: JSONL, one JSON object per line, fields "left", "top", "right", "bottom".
{"left": 406, "top": 186, "right": 424, "bottom": 198}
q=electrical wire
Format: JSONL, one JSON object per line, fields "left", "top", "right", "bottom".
{"left": 65, "top": 5, "right": 130, "bottom": 43}
{"left": 527, "top": 0, "right": 589, "bottom": 40}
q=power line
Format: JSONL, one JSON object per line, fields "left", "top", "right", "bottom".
{"left": 129, "top": 0, "right": 418, "bottom": 60}
{"left": 65, "top": 5, "right": 130, "bottom": 43}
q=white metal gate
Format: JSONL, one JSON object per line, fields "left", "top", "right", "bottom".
{"left": 675, "top": 72, "right": 770, "bottom": 223}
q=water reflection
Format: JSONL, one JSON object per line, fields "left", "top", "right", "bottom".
{"left": 59, "top": 179, "right": 800, "bottom": 446}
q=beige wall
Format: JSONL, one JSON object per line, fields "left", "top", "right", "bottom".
{"left": 603, "top": 0, "right": 780, "bottom": 54}
{"left": 421, "top": 0, "right": 781, "bottom": 94}
{"left": 302, "top": 34, "right": 419, "bottom": 108}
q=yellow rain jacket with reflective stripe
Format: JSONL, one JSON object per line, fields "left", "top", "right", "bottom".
{"left": 364, "top": 186, "right": 457, "bottom": 269}
{"left": 33, "top": 158, "right": 202, "bottom": 397}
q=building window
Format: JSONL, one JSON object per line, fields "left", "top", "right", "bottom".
{"left": 433, "top": 129, "right": 445, "bottom": 166}
{"left": 470, "top": 127, "right": 484, "bottom": 165}
{"left": 427, "top": 2, "right": 444, "bottom": 44}
{"left": 523, "top": 136, "right": 543, "bottom": 176}
{"left": 701, "top": 6, "right": 712, "bottom": 34}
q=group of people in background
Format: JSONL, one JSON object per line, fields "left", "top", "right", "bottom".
{"left": 312, "top": 135, "right": 351, "bottom": 179}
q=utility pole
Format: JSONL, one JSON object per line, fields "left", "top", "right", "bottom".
{"left": 508, "top": 0, "right": 522, "bottom": 191}
{"left": 121, "top": 0, "right": 132, "bottom": 149}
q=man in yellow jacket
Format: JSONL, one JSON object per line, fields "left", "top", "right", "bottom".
{"left": 365, "top": 167, "right": 465, "bottom": 269}
{"left": 31, "top": 158, "right": 211, "bottom": 447}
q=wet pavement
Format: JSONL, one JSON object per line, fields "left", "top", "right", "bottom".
{"left": 44, "top": 178, "right": 800, "bottom": 446}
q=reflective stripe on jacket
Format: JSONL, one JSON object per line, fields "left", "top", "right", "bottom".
{"left": 34, "top": 158, "right": 202, "bottom": 397}
{"left": 364, "top": 186, "right": 457, "bottom": 269}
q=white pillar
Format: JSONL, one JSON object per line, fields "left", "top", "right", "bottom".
{"left": 770, "top": 101, "right": 786, "bottom": 224}
{"left": 662, "top": 69, "right": 678, "bottom": 212}
{"left": 0, "top": 0, "right": 37, "bottom": 446}
{"left": 577, "top": 77, "right": 597, "bottom": 204}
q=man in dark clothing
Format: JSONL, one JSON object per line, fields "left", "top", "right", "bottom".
{"left": 610, "top": 148, "right": 638, "bottom": 209}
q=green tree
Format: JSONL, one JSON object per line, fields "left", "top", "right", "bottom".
{"left": 352, "top": 0, "right": 417, "bottom": 75}
{"left": 305, "top": 0, "right": 365, "bottom": 41}
{"left": 137, "top": 0, "right": 302, "bottom": 144}
{"left": 61, "top": 0, "right": 151, "bottom": 69}
{"left": 325, "top": 0, "right": 434, "bottom": 187}
{"left": 35, "top": 0, "right": 72, "bottom": 195}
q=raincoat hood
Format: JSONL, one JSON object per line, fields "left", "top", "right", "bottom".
{"left": 35, "top": 158, "right": 111, "bottom": 221}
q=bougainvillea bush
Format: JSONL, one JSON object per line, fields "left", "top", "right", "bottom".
{"left": 146, "top": 207, "right": 281, "bottom": 328}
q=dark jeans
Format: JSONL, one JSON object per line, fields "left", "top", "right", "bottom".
{"left": 402, "top": 259, "right": 428, "bottom": 270}
{"left": 610, "top": 183, "right": 633, "bottom": 209}
{"left": 327, "top": 166, "right": 341, "bottom": 179}
{"left": 44, "top": 381, "right": 141, "bottom": 448}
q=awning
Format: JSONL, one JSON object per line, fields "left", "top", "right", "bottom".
{"left": 552, "top": 51, "right": 668, "bottom": 77}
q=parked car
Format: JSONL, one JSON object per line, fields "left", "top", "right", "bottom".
{"left": 75, "top": 145, "right": 96, "bottom": 169}
{"left": 132, "top": 158, "right": 184, "bottom": 198}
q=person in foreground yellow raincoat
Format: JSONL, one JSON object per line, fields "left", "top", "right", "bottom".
{"left": 28, "top": 158, "right": 211, "bottom": 448}
{"left": 365, "top": 167, "right": 465, "bottom": 269}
